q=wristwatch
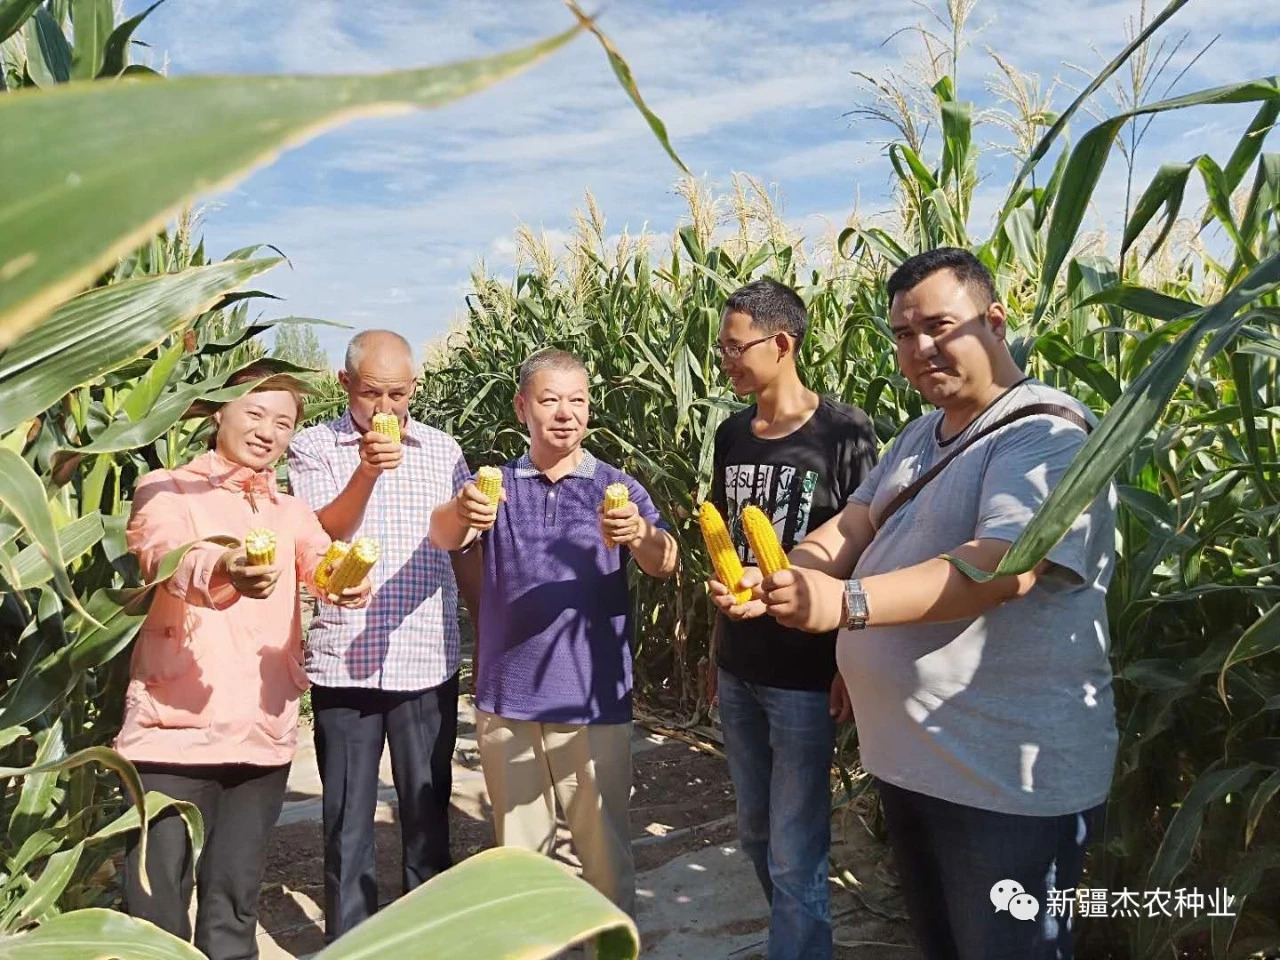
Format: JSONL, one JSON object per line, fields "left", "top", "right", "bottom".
{"left": 843, "top": 578, "right": 870, "bottom": 630}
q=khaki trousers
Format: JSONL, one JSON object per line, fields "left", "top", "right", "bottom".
{"left": 475, "top": 711, "right": 635, "bottom": 916}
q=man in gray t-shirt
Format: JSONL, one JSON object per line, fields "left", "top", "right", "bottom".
{"left": 710, "top": 248, "right": 1117, "bottom": 960}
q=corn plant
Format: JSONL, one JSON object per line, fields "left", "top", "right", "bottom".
{"left": 0, "top": 0, "right": 683, "bottom": 956}
{"left": 414, "top": 3, "right": 1280, "bottom": 952}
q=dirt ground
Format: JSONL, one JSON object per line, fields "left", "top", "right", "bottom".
{"left": 257, "top": 719, "right": 918, "bottom": 959}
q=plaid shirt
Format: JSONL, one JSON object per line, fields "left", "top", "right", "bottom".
{"left": 287, "top": 412, "right": 468, "bottom": 690}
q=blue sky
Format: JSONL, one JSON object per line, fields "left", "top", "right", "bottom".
{"left": 124, "top": 0, "right": 1280, "bottom": 366}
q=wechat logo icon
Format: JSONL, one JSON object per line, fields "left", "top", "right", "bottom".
{"left": 991, "top": 879, "right": 1040, "bottom": 921}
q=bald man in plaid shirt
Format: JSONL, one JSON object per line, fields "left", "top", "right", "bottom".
{"left": 288, "top": 330, "right": 479, "bottom": 943}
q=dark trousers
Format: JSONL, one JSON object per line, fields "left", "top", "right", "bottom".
{"left": 122, "top": 762, "right": 290, "bottom": 960}
{"left": 312, "top": 674, "right": 459, "bottom": 942}
{"left": 878, "top": 779, "right": 1103, "bottom": 960}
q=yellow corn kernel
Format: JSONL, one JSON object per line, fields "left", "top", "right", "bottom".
{"left": 324, "top": 538, "right": 380, "bottom": 594}
{"left": 741, "top": 505, "right": 790, "bottom": 576}
{"left": 698, "top": 502, "right": 752, "bottom": 604}
{"left": 314, "top": 540, "right": 349, "bottom": 590}
{"left": 371, "top": 412, "right": 400, "bottom": 443}
{"left": 244, "top": 528, "right": 277, "bottom": 566}
{"left": 602, "top": 482, "right": 630, "bottom": 548}
{"left": 475, "top": 466, "right": 503, "bottom": 503}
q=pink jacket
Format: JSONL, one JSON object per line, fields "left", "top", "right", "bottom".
{"left": 115, "top": 451, "right": 331, "bottom": 767}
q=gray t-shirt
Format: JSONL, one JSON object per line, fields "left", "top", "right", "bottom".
{"left": 840, "top": 379, "right": 1117, "bottom": 816}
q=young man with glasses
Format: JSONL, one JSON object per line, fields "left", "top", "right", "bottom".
{"left": 713, "top": 249, "right": 1118, "bottom": 960}
{"left": 709, "top": 279, "right": 878, "bottom": 960}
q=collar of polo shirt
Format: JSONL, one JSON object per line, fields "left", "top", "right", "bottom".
{"left": 514, "top": 449, "right": 599, "bottom": 480}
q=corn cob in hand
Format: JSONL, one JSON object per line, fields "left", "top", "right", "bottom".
{"left": 323, "top": 538, "right": 379, "bottom": 596}
{"left": 741, "top": 505, "right": 790, "bottom": 576}
{"left": 314, "top": 541, "right": 349, "bottom": 591}
{"left": 371, "top": 413, "right": 400, "bottom": 443}
{"left": 698, "top": 502, "right": 752, "bottom": 604}
{"left": 475, "top": 466, "right": 503, "bottom": 504}
{"left": 602, "top": 483, "right": 631, "bottom": 548}
{"left": 244, "top": 528, "right": 277, "bottom": 567}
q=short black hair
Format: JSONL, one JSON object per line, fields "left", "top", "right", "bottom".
{"left": 886, "top": 247, "right": 997, "bottom": 309}
{"left": 519, "top": 348, "right": 588, "bottom": 395}
{"left": 723, "top": 278, "right": 808, "bottom": 344}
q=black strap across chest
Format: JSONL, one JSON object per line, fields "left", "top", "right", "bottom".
{"left": 872, "top": 403, "right": 1093, "bottom": 530}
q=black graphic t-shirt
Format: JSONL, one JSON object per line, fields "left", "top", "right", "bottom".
{"left": 711, "top": 396, "right": 878, "bottom": 691}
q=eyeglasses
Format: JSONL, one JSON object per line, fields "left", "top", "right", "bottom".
{"left": 712, "top": 334, "right": 778, "bottom": 361}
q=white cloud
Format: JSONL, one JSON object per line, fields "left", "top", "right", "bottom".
{"left": 125, "top": 0, "right": 1280, "bottom": 365}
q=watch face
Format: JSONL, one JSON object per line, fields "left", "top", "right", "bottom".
{"left": 844, "top": 581, "right": 867, "bottom": 628}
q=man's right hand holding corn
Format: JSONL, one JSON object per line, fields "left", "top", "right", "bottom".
{"left": 357, "top": 431, "right": 403, "bottom": 476}
{"left": 454, "top": 481, "right": 503, "bottom": 532}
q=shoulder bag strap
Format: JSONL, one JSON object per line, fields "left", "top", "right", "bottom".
{"left": 872, "top": 403, "right": 1091, "bottom": 530}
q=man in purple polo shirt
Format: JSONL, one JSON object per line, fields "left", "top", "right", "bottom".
{"left": 429, "top": 348, "right": 678, "bottom": 915}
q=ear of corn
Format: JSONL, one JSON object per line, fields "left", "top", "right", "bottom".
{"left": 698, "top": 502, "right": 752, "bottom": 604}
{"left": 475, "top": 466, "right": 503, "bottom": 503}
{"left": 741, "top": 505, "right": 789, "bottom": 576}
{"left": 324, "top": 537, "right": 380, "bottom": 594}
{"left": 602, "top": 482, "right": 630, "bottom": 548}
{"left": 371, "top": 413, "right": 401, "bottom": 444}
{"left": 314, "top": 540, "right": 350, "bottom": 590}
{"left": 244, "top": 528, "right": 277, "bottom": 566}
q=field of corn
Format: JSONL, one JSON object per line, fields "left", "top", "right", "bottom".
{"left": 412, "top": 8, "right": 1280, "bottom": 955}
{"left": 0, "top": 0, "right": 662, "bottom": 956}
{"left": 1, "top": 0, "right": 1278, "bottom": 956}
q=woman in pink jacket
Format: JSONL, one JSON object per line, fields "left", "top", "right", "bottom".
{"left": 118, "top": 364, "right": 370, "bottom": 960}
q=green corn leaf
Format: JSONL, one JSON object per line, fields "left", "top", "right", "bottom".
{"left": 8, "top": 513, "right": 102, "bottom": 588}
{"left": 953, "top": 249, "right": 1280, "bottom": 581}
{"left": 1218, "top": 602, "right": 1280, "bottom": 707}
{"left": 96, "top": 0, "right": 164, "bottom": 78}
{"left": 8, "top": 718, "right": 66, "bottom": 841}
{"left": 0, "top": 746, "right": 152, "bottom": 894}
{"left": 562, "top": 0, "right": 687, "bottom": 177}
{"left": 0, "top": 0, "right": 42, "bottom": 44}
{"left": 118, "top": 338, "right": 184, "bottom": 421}
{"left": 69, "top": 0, "right": 111, "bottom": 81}
{"left": 0, "top": 449, "right": 85, "bottom": 622}
{"left": 2, "top": 842, "right": 84, "bottom": 930}
{"left": 0, "top": 907, "right": 204, "bottom": 958}
{"left": 22, "top": 6, "right": 70, "bottom": 86}
{"left": 0, "top": 259, "right": 279, "bottom": 435}
{"left": 1245, "top": 770, "right": 1280, "bottom": 848}
{"left": 1148, "top": 763, "right": 1261, "bottom": 889}
{"left": 314, "top": 847, "right": 638, "bottom": 960}
{"left": 1120, "top": 160, "right": 1193, "bottom": 264}
{"left": 888, "top": 143, "right": 939, "bottom": 192}
{"left": 1034, "top": 333, "right": 1120, "bottom": 404}
{"left": 1080, "top": 283, "right": 1199, "bottom": 322}
{"left": 90, "top": 790, "right": 204, "bottom": 865}
{"left": 0, "top": 21, "right": 584, "bottom": 346}
{"left": 995, "top": 0, "right": 1191, "bottom": 230}
{"left": 1033, "top": 77, "right": 1280, "bottom": 326}
{"left": 938, "top": 91, "right": 972, "bottom": 193}
{"left": 1210, "top": 99, "right": 1280, "bottom": 222}
{"left": 60, "top": 359, "right": 302, "bottom": 457}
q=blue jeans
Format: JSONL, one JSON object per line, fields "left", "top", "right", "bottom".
{"left": 877, "top": 779, "right": 1104, "bottom": 960}
{"left": 717, "top": 668, "right": 835, "bottom": 960}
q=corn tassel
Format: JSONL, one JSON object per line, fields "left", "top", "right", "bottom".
{"left": 475, "top": 466, "right": 503, "bottom": 503}
{"left": 314, "top": 541, "right": 349, "bottom": 590}
{"left": 602, "top": 482, "right": 630, "bottom": 548}
{"left": 243, "top": 528, "right": 277, "bottom": 566}
{"left": 741, "top": 505, "right": 790, "bottom": 576}
{"left": 324, "top": 538, "right": 379, "bottom": 594}
{"left": 371, "top": 413, "right": 400, "bottom": 443}
{"left": 698, "top": 502, "right": 752, "bottom": 604}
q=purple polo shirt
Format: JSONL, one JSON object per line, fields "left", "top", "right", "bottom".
{"left": 474, "top": 450, "right": 666, "bottom": 725}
